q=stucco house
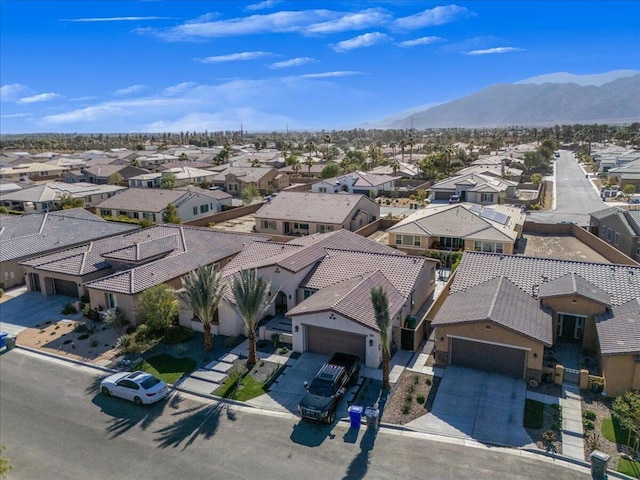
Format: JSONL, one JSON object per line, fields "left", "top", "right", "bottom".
{"left": 81, "top": 227, "right": 268, "bottom": 324}
{"left": 254, "top": 191, "right": 379, "bottom": 236}
{"left": 589, "top": 207, "right": 640, "bottom": 263}
{"left": 431, "top": 251, "right": 640, "bottom": 396}
{"left": 0, "top": 208, "right": 138, "bottom": 290}
{"left": 81, "top": 164, "right": 148, "bottom": 185}
{"left": 387, "top": 203, "right": 525, "bottom": 255}
{"left": 429, "top": 173, "right": 517, "bottom": 204}
{"left": 0, "top": 162, "right": 68, "bottom": 181}
{"left": 95, "top": 186, "right": 232, "bottom": 224}
{"left": 0, "top": 182, "right": 126, "bottom": 212}
{"left": 185, "top": 229, "right": 438, "bottom": 368}
{"left": 311, "top": 171, "right": 397, "bottom": 197}
{"left": 222, "top": 167, "right": 289, "bottom": 195}
{"left": 127, "top": 167, "right": 218, "bottom": 189}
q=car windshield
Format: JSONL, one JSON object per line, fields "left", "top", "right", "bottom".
{"left": 308, "top": 379, "right": 333, "bottom": 396}
{"left": 140, "top": 376, "right": 161, "bottom": 389}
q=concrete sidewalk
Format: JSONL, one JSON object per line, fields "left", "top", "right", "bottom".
{"left": 560, "top": 385, "right": 586, "bottom": 461}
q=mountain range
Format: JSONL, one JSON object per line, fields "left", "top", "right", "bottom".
{"left": 374, "top": 70, "right": 640, "bottom": 129}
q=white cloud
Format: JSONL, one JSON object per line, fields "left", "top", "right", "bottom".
{"left": 60, "top": 16, "right": 174, "bottom": 22}
{"left": 306, "top": 8, "right": 391, "bottom": 34}
{"left": 196, "top": 51, "right": 273, "bottom": 63}
{"left": 42, "top": 105, "right": 125, "bottom": 124}
{"left": 244, "top": 0, "right": 282, "bottom": 11}
{"left": 465, "top": 47, "right": 524, "bottom": 55}
{"left": 398, "top": 36, "right": 444, "bottom": 47}
{"left": 331, "top": 32, "right": 392, "bottom": 52}
{"left": 298, "top": 71, "right": 362, "bottom": 79}
{"left": 269, "top": 57, "right": 315, "bottom": 69}
{"left": 114, "top": 84, "right": 150, "bottom": 96}
{"left": 394, "top": 5, "right": 470, "bottom": 29}
{"left": 162, "top": 82, "right": 199, "bottom": 96}
{"left": 1, "top": 113, "right": 32, "bottom": 119}
{"left": 145, "top": 109, "right": 293, "bottom": 132}
{"left": 17, "top": 93, "right": 63, "bottom": 104}
{"left": 1, "top": 84, "right": 32, "bottom": 102}
{"left": 142, "top": 10, "right": 337, "bottom": 40}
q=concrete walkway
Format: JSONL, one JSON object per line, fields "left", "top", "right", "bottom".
{"left": 560, "top": 385, "right": 586, "bottom": 461}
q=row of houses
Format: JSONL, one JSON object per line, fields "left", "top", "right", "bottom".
{"left": 2, "top": 206, "right": 639, "bottom": 397}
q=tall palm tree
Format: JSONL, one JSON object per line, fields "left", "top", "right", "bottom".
{"left": 231, "top": 269, "right": 274, "bottom": 367}
{"left": 408, "top": 136, "right": 415, "bottom": 163}
{"left": 177, "top": 265, "right": 226, "bottom": 352}
{"left": 399, "top": 139, "right": 406, "bottom": 162}
{"left": 370, "top": 285, "right": 391, "bottom": 391}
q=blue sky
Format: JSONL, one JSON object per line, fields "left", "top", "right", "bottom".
{"left": 1, "top": 0, "right": 639, "bottom": 134}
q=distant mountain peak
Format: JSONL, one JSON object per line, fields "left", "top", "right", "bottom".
{"left": 516, "top": 69, "right": 639, "bottom": 86}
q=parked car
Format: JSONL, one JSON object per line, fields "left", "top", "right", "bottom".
{"left": 298, "top": 353, "right": 360, "bottom": 424}
{"left": 448, "top": 194, "right": 461, "bottom": 204}
{"left": 100, "top": 371, "right": 169, "bottom": 406}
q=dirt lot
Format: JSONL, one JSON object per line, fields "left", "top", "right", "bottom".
{"left": 517, "top": 233, "right": 610, "bottom": 263}
{"left": 381, "top": 371, "right": 439, "bottom": 425}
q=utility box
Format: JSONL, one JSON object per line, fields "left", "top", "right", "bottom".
{"left": 590, "top": 450, "right": 610, "bottom": 480}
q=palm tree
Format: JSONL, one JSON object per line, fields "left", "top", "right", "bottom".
{"left": 389, "top": 141, "right": 397, "bottom": 161}
{"left": 231, "top": 269, "right": 274, "bottom": 367}
{"left": 370, "top": 285, "right": 391, "bottom": 391}
{"left": 177, "top": 265, "right": 226, "bottom": 352}
{"left": 399, "top": 140, "right": 406, "bottom": 162}
{"left": 408, "top": 136, "right": 414, "bottom": 163}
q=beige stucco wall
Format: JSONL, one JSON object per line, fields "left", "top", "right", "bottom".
{"left": 433, "top": 321, "right": 544, "bottom": 372}
{"left": 291, "top": 311, "right": 382, "bottom": 368}
{"left": 23, "top": 266, "right": 112, "bottom": 298}
{"left": 0, "top": 260, "right": 25, "bottom": 290}
{"left": 601, "top": 354, "right": 640, "bottom": 397}
{"left": 541, "top": 295, "right": 608, "bottom": 351}
{"left": 387, "top": 233, "right": 514, "bottom": 255}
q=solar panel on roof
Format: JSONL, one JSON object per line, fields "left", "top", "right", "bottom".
{"left": 478, "top": 208, "right": 510, "bottom": 225}
{"left": 469, "top": 204, "right": 483, "bottom": 214}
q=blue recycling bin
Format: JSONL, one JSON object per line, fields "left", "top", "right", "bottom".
{"left": 0, "top": 332, "right": 7, "bottom": 349}
{"left": 348, "top": 405, "right": 363, "bottom": 429}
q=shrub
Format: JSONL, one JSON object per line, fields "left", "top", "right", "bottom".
{"left": 224, "top": 336, "right": 237, "bottom": 348}
{"left": 401, "top": 402, "right": 411, "bottom": 414}
{"left": 61, "top": 302, "right": 77, "bottom": 315}
{"left": 583, "top": 419, "right": 595, "bottom": 431}
{"left": 74, "top": 323, "right": 88, "bottom": 333}
{"left": 416, "top": 394, "right": 426, "bottom": 404}
{"left": 271, "top": 332, "right": 281, "bottom": 347}
{"left": 163, "top": 325, "right": 195, "bottom": 344}
{"left": 542, "top": 429, "right": 556, "bottom": 444}
{"left": 89, "top": 338, "right": 98, "bottom": 348}
{"left": 116, "top": 334, "right": 131, "bottom": 350}
{"left": 278, "top": 347, "right": 289, "bottom": 355}
{"left": 80, "top": 294, "right": 90, "bottom": 304}
{"left": 425, "top": 377, "right": 432, "bottom": 386}
{"left": 0, "top": 288, "right": 4, "bottom": 298}
{"left": 135, "top": 324, "right": 150, "bottom": 340}
{"left": 583, "top": 410, "right": 597, "bottom": 421}
{"left": 103, "top": 308, "right": 127, "bottom": 328}
{"left": 77, "top": 334, "right": 90, "bottom": 341}
{"left": 413, "top": 375, "right": 420, "bottom": 385}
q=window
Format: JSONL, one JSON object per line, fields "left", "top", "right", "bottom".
{"left": 319, "top": 187, "right": 327, "bottom": 193}
{"left": 614, "top": 232, "right": 620, "bottom": 245}
{"left": 261, "top": 220, "right": 276, "bottom": 230}
{"left": 294, "top": 223, "right": 309, "bottom": 230}
{"left": 199, "top": 204, "right": 209, "bottom": 214}
{"left": 636, "top": 243, "right": 640, "bottom": 257}
{"left": 105, "top": 292, "right": 117, "bottom": 309}
{"left": 193, "top": 206, "right": 198, "bottom": 215}
{"left": 481, "top": 193, "right": 493, "bottom": 202}
{"left": 395, "top": 235, "right": 420, "bottom": 247}
{"left": 303, "top": 289, "right": 314, "bottom": 299}
{"left": 143, "top": 212, "right": 154, "bottom": 221}
{"left": 100, "top": 209, "right": 110, "bottom": 216}
{"left": 439, "top": 237, "right": 464, "bottom": 250}
{"left": 318, "top": 224, "right": 334, "bottom": 233}
{"left": 133, "top": 212, "right": 139, "bottom": 219}
{"left": 474, "top": 240, "right": 504, "bottom": 253}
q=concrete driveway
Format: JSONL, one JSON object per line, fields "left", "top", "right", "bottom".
{"left": 0, "top": 290, "right": 81, "bottom": 337}
{"left": 247, "top": 352, "right": 360, "bottom": 421}
{"left": 407, "top": 367, "right": 535, "bottom": 448}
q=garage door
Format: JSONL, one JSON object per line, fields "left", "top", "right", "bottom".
{"left": 434, "top": 191, "right": 452, "bottom": 201}
{"left": 450, "top": 338, "right": 526, "bottom": 378}
{"left": 53, "top": 279, "right": 79, "bottom": 298}
{"left": 306, "top": 325, "right": 366, "bottom": 362}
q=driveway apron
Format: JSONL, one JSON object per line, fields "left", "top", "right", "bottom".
{"left": 407, "top": 366, "right": 535, "bottom": 448}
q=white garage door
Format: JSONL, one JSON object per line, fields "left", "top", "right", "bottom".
{"left": 306, "top": 325, "right": 366, "bottom": 362}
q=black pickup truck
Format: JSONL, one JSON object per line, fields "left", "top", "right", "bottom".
{"left": 298, "top": 353, "right": 360, "bottom": 423}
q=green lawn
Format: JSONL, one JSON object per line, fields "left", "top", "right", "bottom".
{"left": 523, "top": 400, "right": 544, "bottom": 429}
{"left": 602, "top": 416, "right": 637, "bottom": 446}
{"left": 215, "top": 374, "right": 266, "bottom": 402}
{"left": 618, "top": 458, "right": 640, "bottom": 478}
{"left": 138, "top": 354, "right": 197, "bottom": 384}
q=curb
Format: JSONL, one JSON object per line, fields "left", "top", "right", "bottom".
{"left": 522, "top": 448, "right": 636, "bottom": 480}
{"left": 16, "top": 344, "right": 118, "bottom": 374}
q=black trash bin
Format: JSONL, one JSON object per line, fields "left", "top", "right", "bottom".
{"left": 365, "top": 407, "right": 379, "bottom": 431}
{"left": 348, "top": 405, "right": 363, "bottom": 429}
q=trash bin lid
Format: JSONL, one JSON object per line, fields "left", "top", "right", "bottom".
{"left": 0, "top": 332, "right": 8, "bottom": 339}
{"left": 348, "top": 405, "right": 363, "bottom": 414}
{"left": 590, "top": 450, "right": 610, "bottom": 462}
{"left": 365, "top": 408, "right": 379, "bottom": 417}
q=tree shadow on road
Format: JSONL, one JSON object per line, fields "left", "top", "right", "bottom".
{"left": 153, "top": 401, "right": 235, "bottom": 450}
{"left": 341, "top": 429, "right": 377, "bottom": 480}
{"left": 92, "top": 392, "right": 169, "bottom": 438}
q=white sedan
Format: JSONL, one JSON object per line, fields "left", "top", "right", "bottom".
{"left": 100, "top": 371, "right": 169, "bottom": 406}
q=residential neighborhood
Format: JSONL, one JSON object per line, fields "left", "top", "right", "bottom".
{"left": 1, "top": 134, "right": 640, "bottom": 480}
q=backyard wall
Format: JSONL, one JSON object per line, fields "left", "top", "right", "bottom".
{"left": 183, "top": 202, "right": 265, "bottom": 227}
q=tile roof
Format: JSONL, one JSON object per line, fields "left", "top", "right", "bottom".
{"left": 287, "top": 271, "right": 405, "bottom": 331}
{"left": 452, "top": 251, "right": 640, "bottom": 308}
{"left": 430, "top": 173, "right": 516, "bottom": 191}
{"left": 255, "top": 191, "right": 378, "bottom": 224}
{"left": 94, "top": 187, "right": 223, "bottom": 212}
{"left": 301, "top": 248, "right": 429, "bottom": 298}
{"left": 84, "top": 227, "right": 269, "bottom": 294}
{"left": 432, "top": 276, "right": 553, "bottom": 345}
{"left": 538, "top": 272, "right": 612, "bottom": 305}
{"left": 0, "top": 208, "right": 138, "bottom": 263}
{"left": 387, "top": 203, "right": 524, "bottom": 242}
{"left": 595, "top": 298, "right": 640, "bottom": 355}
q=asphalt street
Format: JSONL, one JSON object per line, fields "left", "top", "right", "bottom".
{"left": 527, "top": 150, "right": 605, "bottom": 226}
{"left": 0, "top": 350, "right": 592, "bottom": 480}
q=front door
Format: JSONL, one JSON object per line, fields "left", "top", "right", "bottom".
{"left": 284, "top": 222, "right": 291, "bottom": 234}
{"left": 557, "top": 314, "right": 585, "bottom": 342}
{"left": 275, "top": 291, "right": 287, "bottom": 314}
